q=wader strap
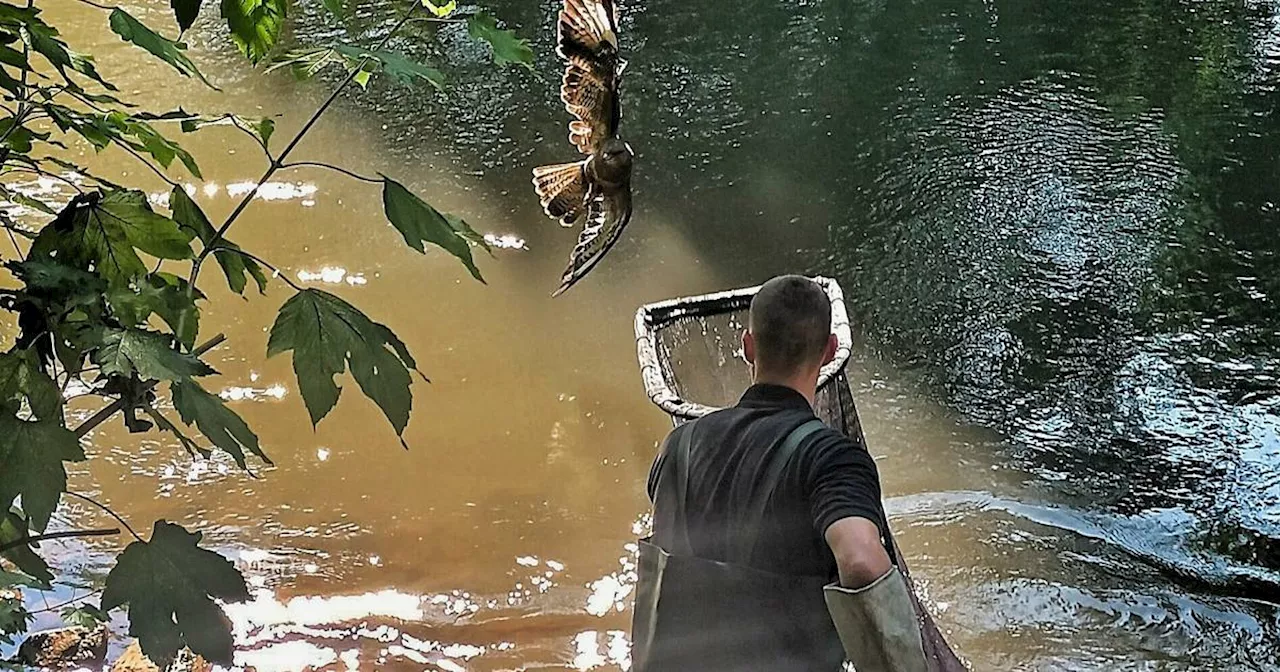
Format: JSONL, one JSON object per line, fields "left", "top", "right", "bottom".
{"left": 669, "top": 423, "right": 697, "bottom": 556}
{"left": 735, "top": 419, "right": 827, "bottom": 561}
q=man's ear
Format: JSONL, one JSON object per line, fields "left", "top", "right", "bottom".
{"left": 821, "top": 333, "right": 838, "bottom": 366}
{"left": 743, "top": 330, "right": 757, "bottom": 365}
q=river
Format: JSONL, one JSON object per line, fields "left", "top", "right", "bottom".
{"left": 17, "top": 0, "right": 1280, "bottom": 670}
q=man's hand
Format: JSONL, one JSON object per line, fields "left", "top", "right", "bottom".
{"left": 824, "top": 516, "right": 892, "bottom": 588}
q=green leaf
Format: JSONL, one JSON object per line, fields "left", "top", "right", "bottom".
{"left": 0, "top": 589, "right": 31, "bottom": 645}
{"left": 107, "top": 273, "right": 204, "bottom": 349}
{"left": 255, "top": 117, "right": 274, "bottom": 147}
{"left": 0, "top": 43, "right": 27, "bottom": 70}
{"left": 6, "top": 259, "right": 108, "bottom": 310}
{"left": 95, "top": 329, "right": 216, "bottom": 382}
{"left": 22, "top": 18, "right": 117, "bottom": 91}
{"left": 0, "top": 350, "right": 62, "bottom": 421}
{"left": 0, "top": 568, "right": 40, "bottom": 589}
{"left": 170, "top": 0, "right": 204, "bottom": 32}
{"left": 0, "top": 118, "right": 37, "bottom": 153}
{"left": 169, "top": 186, "right": 267, "bottom": 295}
{"left": 466, "top": 13, "right": 534, "bottom": 69}
{"left": 267, "top": 289, "right": 419, "bottom": 436}
{"left": 445, "top": 213, "right": 493, "bottom": 255}
{"left": 30, "top": 191, "right": 193, "bottom": 288}
{"left": 106, "top": 111, "right": 202, "bottom": 178}
{"left": 109, "top": 9, "right": 215, "bottom": 89}
{"left": 381, "top": 177, "right": 484, "bottom": 282}
{"left": 102, "top": 521, "right": 249, "bottom": 668}
{"left": 0, "top": 511, "right": 52, "bottom": 587}
{"left": 0, "top": 185, "right": 56, "bottom": 215}
{"left": 171, "top": 380, "right": 270, "bottom": 469}
{"left": 322, "top": 0, "right": 343, "bottom": 18}
{"left": 61, "top": 604, "right": 108, "bottom": 629}
{"left": 332, "top": 45, "right": 445, "bottom": 90}
{"left": 268, "top": 46, "right": 380, "bottom": 87}
{"left": 0, "top": 415, "right": 85, "bottom": 532}
{"left": 423, "top": 0, "right": 457, "bottom": 18}
{"left": 219, "top": 0, "right": 286, "bottom": 64}
{"left": 42, "top": 104, "right": 114, "bottom": 150}
{"left": 146, "top": 405, "right": 210, "bottom": 459}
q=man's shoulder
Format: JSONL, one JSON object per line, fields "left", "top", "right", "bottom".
{"left": 797, "top": 423, "right": 874, "bottom": 467}
{"left": 798, "top": 422, "right": 855, "bottom": 449}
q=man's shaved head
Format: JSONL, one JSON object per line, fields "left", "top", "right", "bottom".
{"left": 747, "top": 275, "right": 832, "bottom": 376}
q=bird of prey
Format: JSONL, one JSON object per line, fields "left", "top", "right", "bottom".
{"left": 532, "top": 0, "right": 633, "bottom": 297}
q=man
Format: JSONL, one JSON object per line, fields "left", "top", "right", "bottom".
{"left": 637, "top": 275, "right": 927, "bottom": 671}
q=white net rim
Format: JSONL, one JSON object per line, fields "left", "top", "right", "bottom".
{"left": 634, "top": 276, "right": 853, "bottom": 420}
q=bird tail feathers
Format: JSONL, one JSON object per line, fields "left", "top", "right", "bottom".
{"left": 532, "top": 160, "right": 590, "bottom": 226}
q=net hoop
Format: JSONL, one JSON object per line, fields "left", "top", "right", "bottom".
{"left": 635, "top": 276, "right": 853, "bottom": 421}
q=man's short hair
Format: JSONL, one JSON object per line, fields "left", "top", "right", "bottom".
{"left": 748, "top": 275, "right": 832, "bottom": 374}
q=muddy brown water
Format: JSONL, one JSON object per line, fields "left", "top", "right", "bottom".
{"left": 6, "top": 1, "right": 1279, "bottom": 670}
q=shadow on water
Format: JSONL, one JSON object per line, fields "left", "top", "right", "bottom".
{"left": 813, "top": 0, "right": 1280, "bottom": 590}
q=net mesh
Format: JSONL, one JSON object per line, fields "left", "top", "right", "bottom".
{"left": 651, "top": 308, "right": 866, "bottom": 446}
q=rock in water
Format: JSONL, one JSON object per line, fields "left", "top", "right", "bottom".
{"left": 16, "top": 626, "right": 108, "bottom": 668}
{"left": 110, "top": 641, "right": 212, "bottom": 672}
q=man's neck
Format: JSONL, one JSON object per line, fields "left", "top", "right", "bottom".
{"left": 752, "top": 374, "right": 818, "bottom": 407}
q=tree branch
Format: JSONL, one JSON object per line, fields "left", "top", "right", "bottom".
{"left": 27, "top": 588, "right": 104, "bottom": 615}
{"left": 1, "top": 167, "right": 86, "bottom": 194}
{"left": 71, "top": 0, "right": 117, "bottom": 11}
{"left": 113, "top": 141, "right": 180, "bottom": 188}
{"left": 186, "top": 2, "right": 422, "bottom": 294}
{"left": 280, "top": 161, "right": 380, "bottom": 184}
{"left": 72, "top": 333, "right": 226, "bottom": 439}
{"left": 0, "top": 528, "right": 120, "bottom": 554}
{"left": 5, "top": 227, "right": 20, "bottom": 256}
{"left": 141, "top": 403, "right": 205, "bottom": 459}
{"left": 408, "top": 16, "right": 465, "bottom": 24}
{"left": 64, "top": 493, "right": 141, "bottom": 543}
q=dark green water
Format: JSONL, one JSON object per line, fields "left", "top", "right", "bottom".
{"left": 287, "top": 0, "right": 1280, "bottom": 668}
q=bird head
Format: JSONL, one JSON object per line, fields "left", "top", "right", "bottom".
{"left": 600, "top": 138, "right": 633, "bottom": 170}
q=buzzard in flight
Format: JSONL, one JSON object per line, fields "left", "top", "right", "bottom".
{"left": 532, "top": 0, "right": 633, "bottom": 297}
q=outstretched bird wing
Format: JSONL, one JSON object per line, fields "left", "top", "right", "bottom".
{"left": 557, "top": 0, "right": 624, "bottom": 155}
{"left": 552, "top": 186, "right": 632, "bottom": 297}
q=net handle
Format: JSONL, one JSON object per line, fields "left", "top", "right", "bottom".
{"left": 634, "top": 276, "right": 854, "bottom": 421}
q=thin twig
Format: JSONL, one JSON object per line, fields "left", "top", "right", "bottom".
{"left": 27, "top": 587, "right": 105, "bottom": 615}
{"left": 280, "top": 161, "right": 381, "bottom": 184}
{"left": 71, "top": 0, "right": 117, "bottom": 11}
{"left": 185, "top": 2, "right": 422, "bottom": 295}
{"left": 5, "top": 227, "right": 19, "bottom": 256}
{"left": 64, "top": 493, "right": 142, "bottom": 543}
{"left": 72, "top": 333, "right": 226, "bottom": 439}
{"left": 141, "top": 403, "right": 205, "bottom": 459}
{"left": 210, "top": 245, "right": 302, "bottom": 291}
{"left": 0, "top": 528, "right": 120, "bottom": 553}
{"left": 114, "top": 142, "right": 180, "bottom": 188}
{"left": 5, "top": 166, "right": 86, "bottom": 194}
{"left": 408, "top": 16, "right": 465, "bottom": 24}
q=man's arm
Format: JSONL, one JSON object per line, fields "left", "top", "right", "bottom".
{"left": 806, "top": 429, "right": 891, "bottom": 585}
{"left": 824, "top": 516, "right": 892, "bottom": 588}
{"left": 809, "top": 431, "right": 930, "bottom": 672}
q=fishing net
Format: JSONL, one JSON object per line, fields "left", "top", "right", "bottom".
{"left": 634, "top": 277, "right": 965, "bottom": 671}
